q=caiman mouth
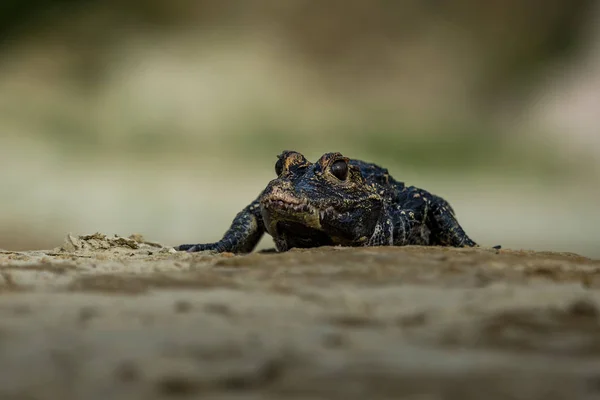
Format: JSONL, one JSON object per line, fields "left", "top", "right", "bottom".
{"left": 260, "top": 191, "right": 349, "bottom": 248}
{"left": 261, "top": 192, "right": 340, "bottom": 218}
{"left": 261, "top": 198, "right": 314, "bottom": 214}
{"left": 260, "top": 192, "right": 324, "bottom": 236}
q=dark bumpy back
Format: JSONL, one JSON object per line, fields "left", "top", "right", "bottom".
{"left": 350, "top": 159, "right": 407, "bottom": 206}
{"left": 350, "top": 160, "right": 405, "bottom": 189}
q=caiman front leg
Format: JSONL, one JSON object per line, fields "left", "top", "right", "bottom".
{"left": 425, "top": 192, "right": 477, "bottom": 247}
{"left": 176, "top": 199, "right": 265, "bottom": 253}
{"left": 388, "top": 187, "right": 477, "bottom": 247}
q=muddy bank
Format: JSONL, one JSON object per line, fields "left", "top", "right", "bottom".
{"left": 1, "top": 233, "right": 600, "bottom": 399}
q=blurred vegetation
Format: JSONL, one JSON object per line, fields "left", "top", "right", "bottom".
{"left": 0, "top": 0, "right": 598, "bottom": 176}
{"left": 0, "top": 0, "right": 595, "bottom": 96}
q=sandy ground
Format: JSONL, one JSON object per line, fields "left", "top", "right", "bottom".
{"left": 1, "top": 233, "right": 600, "bottom": 399}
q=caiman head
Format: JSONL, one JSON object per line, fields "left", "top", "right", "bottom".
{"left": 259, "top": 151, "right": 384, "bottom": 249}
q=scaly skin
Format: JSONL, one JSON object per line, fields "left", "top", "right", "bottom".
{"left": 177, "top": 151, "right": 484, "bottom": 253}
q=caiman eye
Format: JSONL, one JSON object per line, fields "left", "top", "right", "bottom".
{"left": 330, "top": 159, "right": 348, "bottom": 180}
{"left": 275, "top": 157, "right": 284, "bottom": 176}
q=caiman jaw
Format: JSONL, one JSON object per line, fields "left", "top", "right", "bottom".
{"left": 260, "top": 193, "right": 321, "bottom": 236}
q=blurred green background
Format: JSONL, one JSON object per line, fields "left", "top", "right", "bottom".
{"left": 1, "top": 0, "right": 599, "bottom": 257}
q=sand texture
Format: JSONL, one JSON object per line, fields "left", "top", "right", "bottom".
{"left": 1, "top": 233, "right": 600, "bottom": 399}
